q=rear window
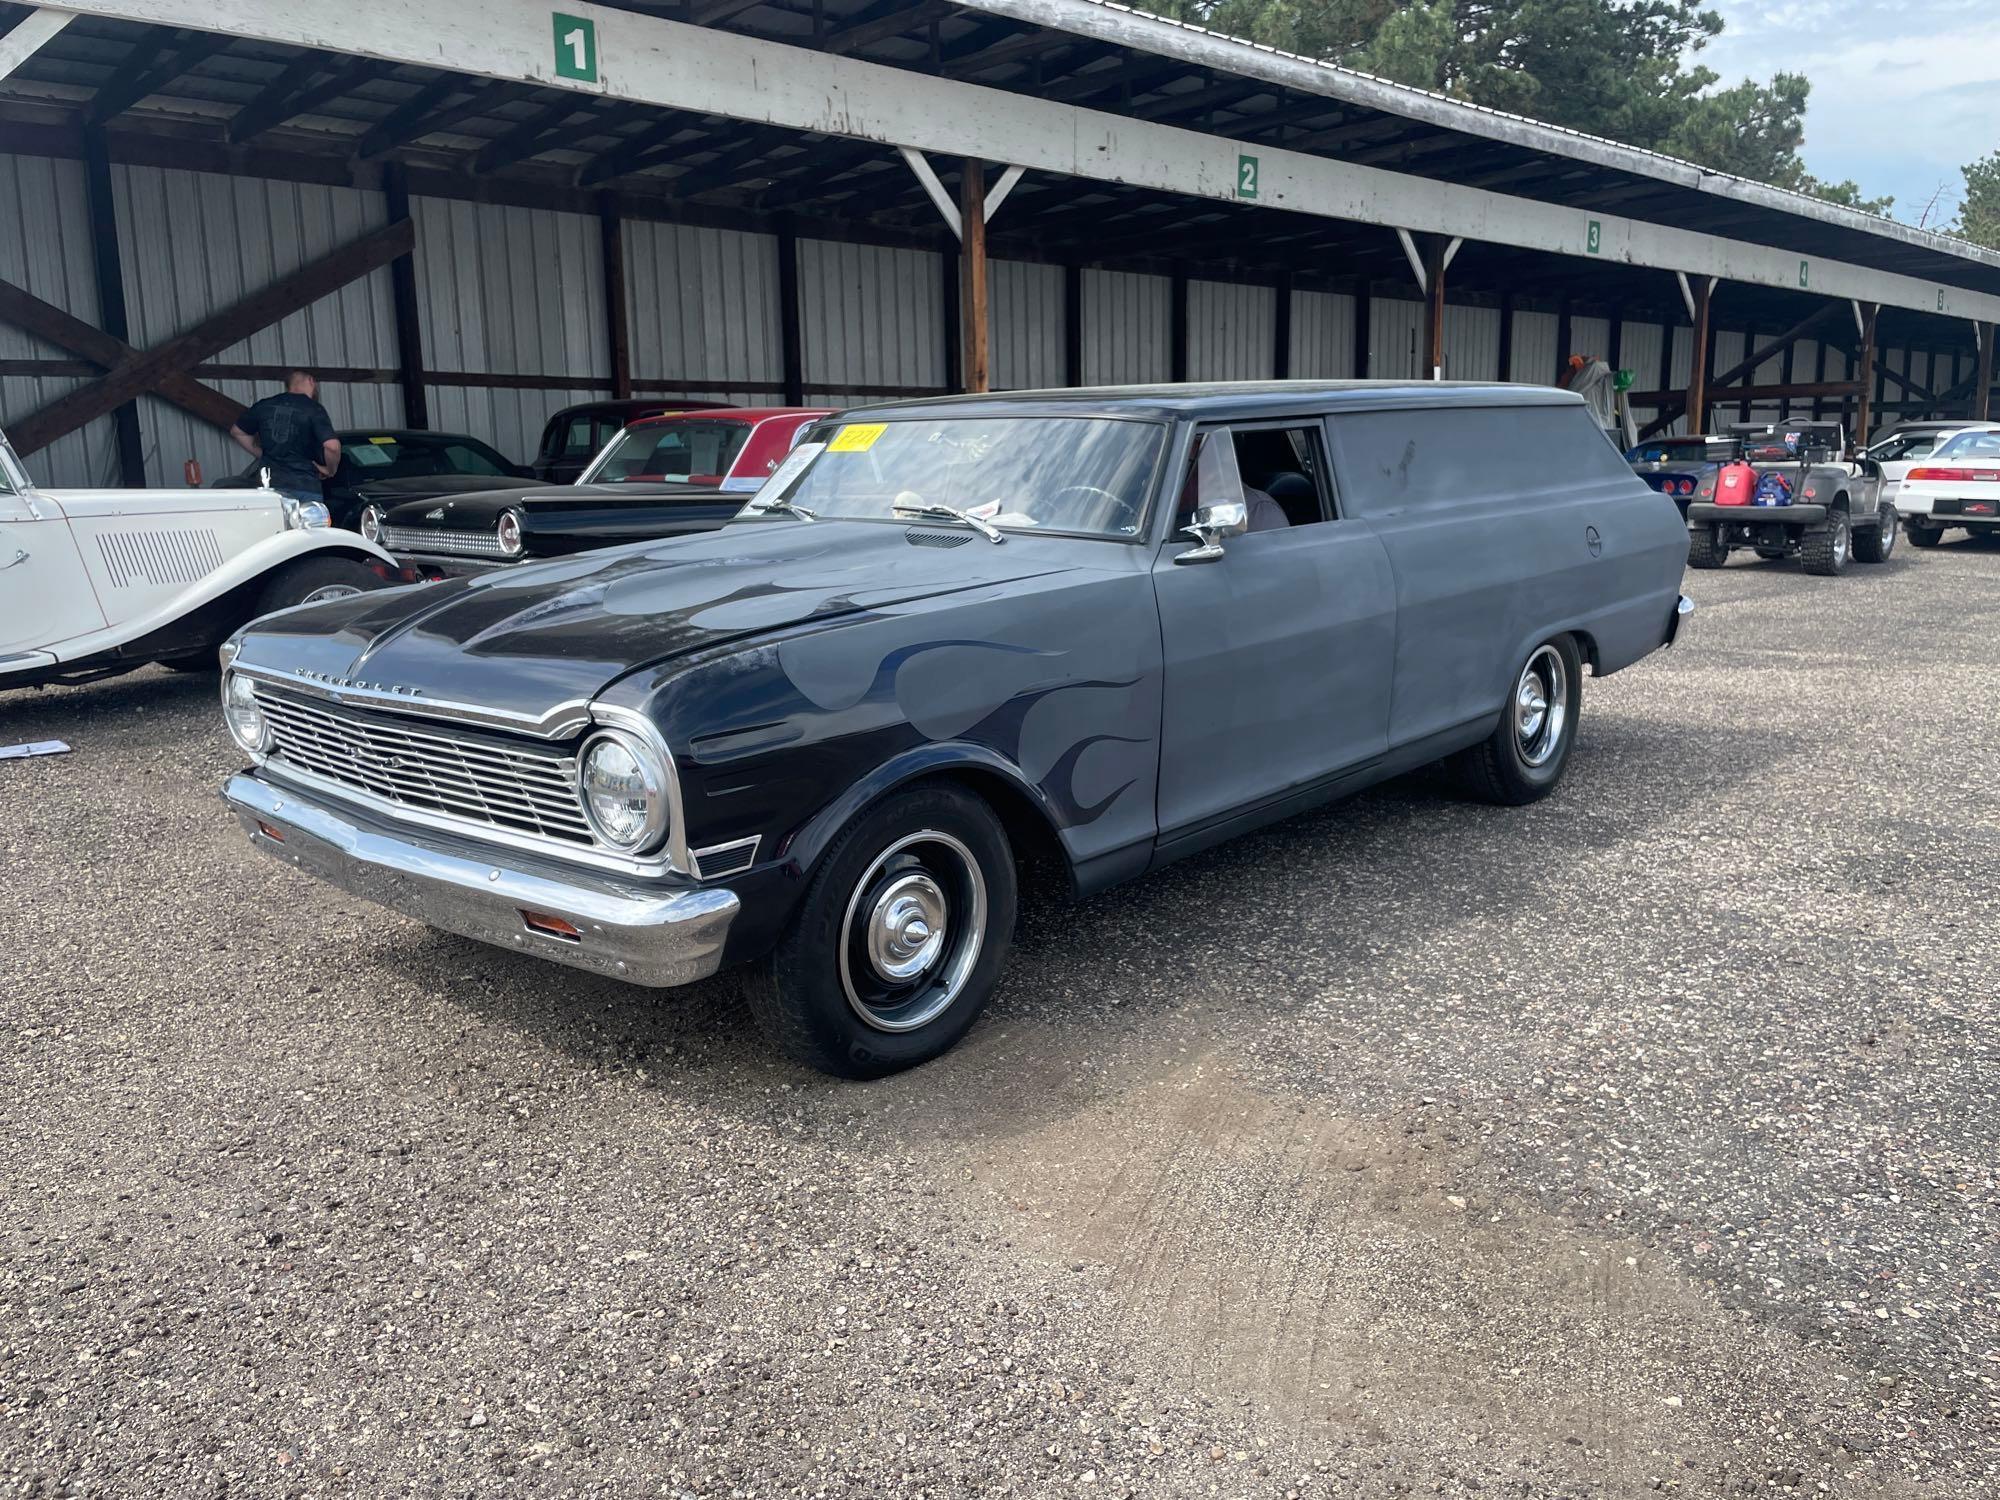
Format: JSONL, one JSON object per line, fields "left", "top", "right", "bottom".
{"left": 1935, "top": 430, "right": 2000, "bottom": 461}
{"left": 1327, "top": 405, "right": 1632, "bottom": 518}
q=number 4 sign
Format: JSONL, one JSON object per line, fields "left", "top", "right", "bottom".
{"left": 553, "top": 12, "right": 598, "bottom": 83}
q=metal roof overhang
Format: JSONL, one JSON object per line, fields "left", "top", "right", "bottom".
{"left": 2, "top": 0, "right": 1995, "bottom": 341}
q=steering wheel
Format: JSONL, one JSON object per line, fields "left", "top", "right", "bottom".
{"left": 1051, "top": 483, "right": 1138, "bottom": 532}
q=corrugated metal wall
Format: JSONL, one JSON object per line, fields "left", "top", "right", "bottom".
{"left": 1290, "top": 290, "right": 1355, "bottom": 378}
{"left": 413, "top": 196, "right": 608, "bottom": 463}
{"left": 1443, "top": 304, "right": 1501, "bottom": 381}
{"left": 624, "top": 220, "right": 784, "bottom": 406}
{"left": 990, "top": 258, "right": 1063, "bottom": 391}
{"left": 1511, "top": 310, "right": 1559, "bottom": 384}
{"left": 798, "top": 238, "right": 945, "bottom": 406}
{"left": 0, "top": 154, "right": 116, "bottom": 486}
{"left": 114, "top": 166, "right": 402, "bottom": 483}
{"left": 1621, "top": 320, "right": 1666, "bottom": 431}
{"left": 1369, "top": 297, "right": 1423, "bottom": 379}
{"left": 1080, "top": 269, "right": 1170, "bottom": 385}
{"left": 1186, "top": 279, "right": 1273, "bottom": 380}
{"left": 1569, "top": 316, "right": 1610, "bottom": 364}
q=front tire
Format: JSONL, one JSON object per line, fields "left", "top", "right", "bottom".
{"left": 1801, "top": 511, "right": 1850, "bottom": 576}
{"left": 1686, "top": 523, "right": 1729, "bottom": 569}
{"left": 1454, "top": 635, "right": 1583, "bottom": 806}
{"left": 1852, "top": 511, "right": 1896, "bottom": 564}
{"left": 749, "top": 782, "right": 1017, "bottom": 1078}
{"left": 255, "top": 556, "right": 387, "bottom": 616}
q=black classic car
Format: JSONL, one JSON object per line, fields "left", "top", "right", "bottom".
{"left": 364, "top": 408, "right": 829, "bottom": 575}
{"left": 531, "top": 399, "right": 734, "bottom": 483}
{"left": 1625, "top": 435, "right": 1740, "bottom": 516}
{"left": 218, "top": 382, "right": 1692, "bottom": 1078}
{"left": 216, "top": 429, "right": 534, "bottom": 531}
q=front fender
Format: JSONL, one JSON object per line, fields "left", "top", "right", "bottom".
{"left": 50, "top": 528, "right": 400, "bottom": 665}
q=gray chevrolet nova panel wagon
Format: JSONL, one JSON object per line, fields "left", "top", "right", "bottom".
{"left": 219, "top": 382, "right": 1692, "bottom": 1076}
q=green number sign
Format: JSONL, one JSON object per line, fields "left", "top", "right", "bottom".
{"left": 1798, "top": 260, "right": 1810, "bottom": 289}
{"left": 1585, "top": 219, "right": 1602, "bottom": 255}
{"left": 553, "top": 13, "right": 597, "bottom": 82}
{"left": 1236, "top": 154, "right": 1258, "bottom": 200}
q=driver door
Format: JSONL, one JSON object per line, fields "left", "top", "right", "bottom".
{"left": 0, "top": 480, "right": 105, "bottom": 658}
{"left": 1151, "top": 422, "right": 1397, "bottom": 848}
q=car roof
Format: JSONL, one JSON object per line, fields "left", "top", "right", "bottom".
{"left": 624, "top": 407, "right": 831, "bottom": 429}
{"left": 836, "top": 380, "right": 1587, "bottom": 422}
{"left": 548, "top": 399, "right": 734, "bottom": 420}
{"left": 337, "top": 429, "right": 494, "bottom": 443}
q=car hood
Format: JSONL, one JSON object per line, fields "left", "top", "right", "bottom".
{"left": 231, "top": 520, "right": 1100, "bottom": 724}
{"left": 355, "top": 474, "right": 550, "bottom": 505}
{"left": 380, "top": 482, "right": 719, "bottom": 530}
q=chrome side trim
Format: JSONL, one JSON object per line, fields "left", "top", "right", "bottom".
{"left": 223, "top": 772, "right": 736, "bottom": 990}
{"left": 231, "top": 660, "right": 595, "bottom": 740}
{"left": 691, "top": 834, "right": 761, "bottom": 880}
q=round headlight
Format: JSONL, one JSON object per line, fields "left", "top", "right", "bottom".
{"left": 223, "top": 672, "right": 271, "bottom": 754}
{"left": 496, "top": 509, "right": 525, "bottom": 557}
{"left": 359, "top": 504, "right": 384, "bottom": 543}
{"left": 578, "top": 730, "right": 667, "bottom": 852}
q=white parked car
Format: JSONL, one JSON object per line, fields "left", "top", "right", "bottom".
{"left": 1866, "top": 421, "right": 2000, "bottom": 507}
{"left": 1896, "top": 427, "right": 2000, "bottom": 547}
{"left": 0, "top": 427, "right": 402, "bottom": 690}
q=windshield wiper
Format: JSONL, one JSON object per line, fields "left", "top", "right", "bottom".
{"left": 892, "top": 499, "right": 1004, "bottom": 543}
{"left": 754, "top": 493, "right": 815, "bottom": 521}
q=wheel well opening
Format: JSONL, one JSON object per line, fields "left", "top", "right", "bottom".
{"left": 930, "top": 768, "right": 1075, "bottom": 901}
{"left": 1569, "top": 629, "right": 1602, "bottom": 676}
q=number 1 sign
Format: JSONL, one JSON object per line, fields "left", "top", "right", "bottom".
{"left": 553, "top": 12, "right": 598, "bottom": 82}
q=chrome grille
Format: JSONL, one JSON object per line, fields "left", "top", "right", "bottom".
{"left": 253, "top": 686, "right": 592, "bottom": 846}
{"left": 379, "top": 525, "right": 510, "bottom": 558}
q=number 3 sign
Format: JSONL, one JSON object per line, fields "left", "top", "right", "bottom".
{"left": 553, "top": 12, "right": 598, "bottom": 82}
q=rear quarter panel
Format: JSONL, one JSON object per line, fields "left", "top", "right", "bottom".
{"left": 1329, "top": 403, "right": 1688, "bottom": 747}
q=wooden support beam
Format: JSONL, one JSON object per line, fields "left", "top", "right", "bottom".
{"left": 599, "top": 196, "right": 631, "bottom": 401}
{"left": 1626, "top": 380, "right": 1863, "bottom": 406}
{"left": 8, "top": 217, "right": 415, "bottom": 456}
{"left": 1685, "top": 277, "right": 1712, "bottom": 435}
{"left": 472, "top": 96, "right": 601, "bottom": 177}
{"left": 0, "top": 278, "right": 241, "bottom": 435}
{"left": 1554, "top": 297, "right": 1572, "bottom": 383}
{"left": 824, "top": 0, "right": 950, "bottom": 57}
{"left": 1496, "top": 292, "right": 1514, "bottom": 382}
{"left": 1854, "top": 302, "right": 1878, "bottom": 443}
{"left": 958, "top": 158, "right": 989, "bottom": 394}
{"left": 1422, "top": 236, "right": 1446, "bottom": 380}
{"left": 776, "top": 220, "right": 803, "bottom": 405}
{"left": 2, "top": 7, "right": 74, "bottom": 83}
{"left": 382, "top": 164, "right": 428, "bottom": 428}
{"left": 1352, "top": 279, "right": 1370, "bottom": 379}
{"left": 86, "top": 28, "right": 229, "bottom": 123}
{"left": 573, "top": 112, "right": 703, "bottom": 187}
{"left": 1707, "top": 304, "right": 1837, "bottom": 396}
{"left": 80, "top": 126, "right": 146, "bottom": 485}
{"left": 1977, "top": 323, "right": 1995, "bottom": 422}
{"left": 225, "top": 53, "right": 324, "bottom": 144}
{"left": 662, "top": 128, "right": 800, "bottom": 200}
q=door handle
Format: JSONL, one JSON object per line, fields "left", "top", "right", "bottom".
{"left": 0, "top": 548, "right": 26, "bottom": 570}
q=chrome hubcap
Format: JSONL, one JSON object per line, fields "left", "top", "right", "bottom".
{"left": 301, "top": 583, "right": 362, "bottom": 604}
{"left": 865, "top": 873, "right": 947, "bottom": 982}
{"left": 1514, "top": 645, "right": 1569, "bottom": 769}
{"left": 838, "top": 830, "right": 986, "bottom": 1033}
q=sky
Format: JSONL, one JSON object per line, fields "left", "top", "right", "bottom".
{"left": 1697, "top": 0, "right": 2000, "bottom": 226}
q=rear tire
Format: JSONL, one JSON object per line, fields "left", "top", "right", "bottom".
{"left": 1852, "top": 511, "right": 1896, "bottom": 564}
{"left": 255, "top": 556, "right": 387, "bottom": 616}
{"left": 1686, "top": 524, "right": 1729, "bottom": 570}
{"left": 1905, "top": 521, "right": 1945, "bottom": 548}
{"left": 1800, "top": 511, "right": 1850, "bottom": 576}
{"left": 748, "top": 782, "right": 1017, "bottom": 1078}
{"left": 1453, "top": 635, "right": 1583, "bottom": 807}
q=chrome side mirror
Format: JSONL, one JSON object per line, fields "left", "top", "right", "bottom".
{"left": 1175, "top": 499, "right": 1248, "bottom": 564}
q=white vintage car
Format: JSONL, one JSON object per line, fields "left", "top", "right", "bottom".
{"left": 0, "top": 427, "right": 403, "bottom": 689}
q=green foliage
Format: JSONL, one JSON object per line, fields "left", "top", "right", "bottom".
{"left": 1956, "top": 151, "right": 2000, "bottom": 249}
{"left": 1157, "top": 0, "right": 1889, "bottom": 214}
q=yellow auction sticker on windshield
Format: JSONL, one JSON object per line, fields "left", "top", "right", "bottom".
{"left": 828, "top": 423, "right": 886, "bottom": 453}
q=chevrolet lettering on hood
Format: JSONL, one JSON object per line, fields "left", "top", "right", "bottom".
{"left": 218, "top": 383, "right": 1694, "bottom": 1081}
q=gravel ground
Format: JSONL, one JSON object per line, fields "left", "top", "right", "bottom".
{"left": 2, "top": 537, "right": 1996, "bottom": 1499}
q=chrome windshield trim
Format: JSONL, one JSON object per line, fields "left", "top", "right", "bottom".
{"left": 231, "top": 661, "right": 594, "bottom": 740}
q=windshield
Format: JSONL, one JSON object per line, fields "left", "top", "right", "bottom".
{"left": 744, "top": 416, "right": 1166, "bottom": 538}
{"left": 1934, "top": 430, "right": 2000, "bottom": 461}
{"left": 1866, "top": 432, "right": 1941, "bottom": 461}
{"left": 0, "top": 430, "right": 26, "bottom": 494}
{"left": 583, "top": 419, "right": 752, "bottom": 485}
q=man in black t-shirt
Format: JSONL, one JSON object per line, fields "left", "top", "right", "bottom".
{"left": 230, "top": 370, "right": 340, "bottom": 503}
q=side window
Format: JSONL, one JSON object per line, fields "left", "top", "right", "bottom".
{"left": 1175, "top": 423, "right": 1335, "bottom": 533}
{"left": 556, "top": 415, "right": 600, "bottom": 459}
{"left": 1327, "top": 405, "right": 1630, "bottom": 518}
{"left": 442, "top": 443, "right": 506, "bottom": 476}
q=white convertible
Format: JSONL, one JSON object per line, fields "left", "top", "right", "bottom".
{"left": 0, "top": 427, "right": 403, "bottom": 689}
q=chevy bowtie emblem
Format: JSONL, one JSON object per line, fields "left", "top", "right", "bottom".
{"left": 425, "top": 507, "right": 446, "bottom": 520}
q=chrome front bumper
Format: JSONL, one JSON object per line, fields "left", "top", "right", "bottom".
{"left": 222, "top": 772, "right": 738, "bottom": 988}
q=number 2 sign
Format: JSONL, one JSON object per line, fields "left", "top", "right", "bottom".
{"left": 553, "top": 12, "right": 598, "bottom": 83}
